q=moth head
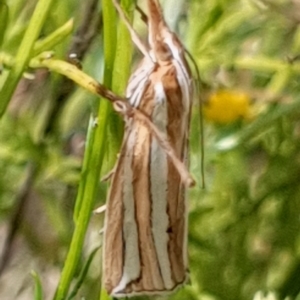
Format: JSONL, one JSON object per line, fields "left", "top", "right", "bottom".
{"left": 154, "top": 39, "right": 173, "bottom": 62}
{"left": 147, "top": 0, "right": 173, "bottom": 61}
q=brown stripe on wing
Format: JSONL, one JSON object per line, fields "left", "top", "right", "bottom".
{"left": 163, "top": 65, "right": 188, "bottom": 284}
{"left": 104, "top": 0, "right": 193, "bottom": 297}
{"left": 129, "top": 121, "right": 165, "bottom": 292}
{"left": 103, "top": 139, "right": 126, "bottom": 294}
{"left": 130, "top": 62, "right": 188, "bottom": 289}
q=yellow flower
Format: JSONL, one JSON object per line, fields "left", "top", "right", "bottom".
{"left": 204, "top": 89, "right": 252, "bottom": 124}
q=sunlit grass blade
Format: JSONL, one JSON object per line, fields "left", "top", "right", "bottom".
{"left": 106, "top": 0, "right": 134, "bottom": 169}
{"left": 67, "top": 246, "right": 101, "bottom": 300}
{"left": 53, "top": 1, "right": 134, "bottom": 300}
{"left": 0, "top": 0, "right": 8, "bottom": 49}
{"left": 33, "top": 19, "right": 74, "bottom": 56}
{"left": 31, "top": 270, "right": 43, "bottom": 300}
{"left": 0, "top": 0, "right": 55, "bottom": 118}
{"left": 53, "top": 115, "right": 105, "bottom": 300}
{"left": 98, "top": 0, "right": 135, "bottom": 298}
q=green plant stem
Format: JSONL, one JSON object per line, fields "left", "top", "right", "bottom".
{"left": 31, "top": 271, "right": 43, "bottom": 300}
{"left": 0, "top": 0, "right": 8, "bottom": 49}
{"left": 233, "top": 56, "right": 292, "bottom": 73}
{"left": 33, "top": 18, "right": 74, "bottom": 56}
{"left": 107, "top": 0, "right": 134, "bottom": 169}
{"left": 98, "top": 0, "right": 118, "bottom": 180}
{"left": 98, "top": 1, "right": 134, "bottom": 299}
{"left": 0, "top": 0, "right": 55, "bottom": 118}
{"left": 53, "top": 1, "right": 133, "bottom": 300}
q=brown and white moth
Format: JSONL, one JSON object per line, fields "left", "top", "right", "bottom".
{"left": 103, "top": 0, "right": 194, "bottom": 297}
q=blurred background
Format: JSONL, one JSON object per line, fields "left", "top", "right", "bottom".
{"left": 1, "top": 0, "right": 300, "bottom": 299}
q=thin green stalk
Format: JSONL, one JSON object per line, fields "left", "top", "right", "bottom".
{"left": 53, "top": 113, "right": 106, "bottom": 300}
{"left": 266, "top": 66, "right": 293, "bottom": 95}
{"left": 31, "top": 271, "right": 43, "bottom": 300}
{"left": 67, "top": 246, "right": 101, "bottom": 300}
{"left": 0, "top": 0, "right": 8, "bottom": 49}
{"left": 53, "top": 1, "right": 134, "bottom": 300}
{"left": 0, "top": 0, "right": 55, "bottom": 117}
{"left": 98, "top": 1, "right": 134, "bottom": 300}
{"left": 102, "top": 0, "right": 118, "bottom": 89}
{"left": 97, "top": 0, "right": 118, "bottom": 180}
{"left": 107, "top": 0, "right": 134, "bottom": 168}
{"left": 33, "top": 19, "right": 74, "bottom": 56}
{"left": 233, "top": 56, "right": 290, "bottom": 73}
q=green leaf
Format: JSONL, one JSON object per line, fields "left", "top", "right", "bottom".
{"left": 0, "top": 0, "right": 55, "bottom": 118}
{"left": 0, "top": 0, "right": 8, "bottom": 49}
{"left": 54, "top": 1, "right": 134, "bottom": 300}
{"left": 67, "top": 246, "right": 101, "bottom": 300}
{"left": 31, "top": 270, "right": 43, "bottom": 300}
{"left": 33, "top": 18, "right": 74, "bottom": 56}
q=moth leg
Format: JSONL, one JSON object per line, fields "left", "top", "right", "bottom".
{"left": 93, "top": 204, "right": 106, "bottom": 214}
{"left": 94, "top": 205, "right": 106, "bottom": 236}
{"left": 100, "top": 166, "right": 116, "bottom": 182}
{"left": 112, "top": 0, "right": 153, "bottom": 61}
{"left": 100, "top": 151, "right": 122, "bottom": 182}
{"left": 183, "top": 47, "right": 205, "bottom": 188}
{"left": 98, "top": 227, "right": 105, "bottom": 235}
{"left": 136, "top": 5, "right": 148, "bottom": 24}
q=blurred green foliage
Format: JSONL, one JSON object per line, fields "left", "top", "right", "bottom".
{"left": 1, "top": 0, "right": 300, "bottom": 300}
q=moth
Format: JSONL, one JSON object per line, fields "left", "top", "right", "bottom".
{"left": 103, "top": 0, "right": 194, "bottom": 297}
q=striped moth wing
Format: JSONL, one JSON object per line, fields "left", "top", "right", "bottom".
{"left": 103, "top": 0, "right": 193, "bottom": 297}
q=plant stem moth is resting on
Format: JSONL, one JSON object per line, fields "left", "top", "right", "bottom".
{"left": 103, "top": 0, "right": 194, "bottom": 297}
